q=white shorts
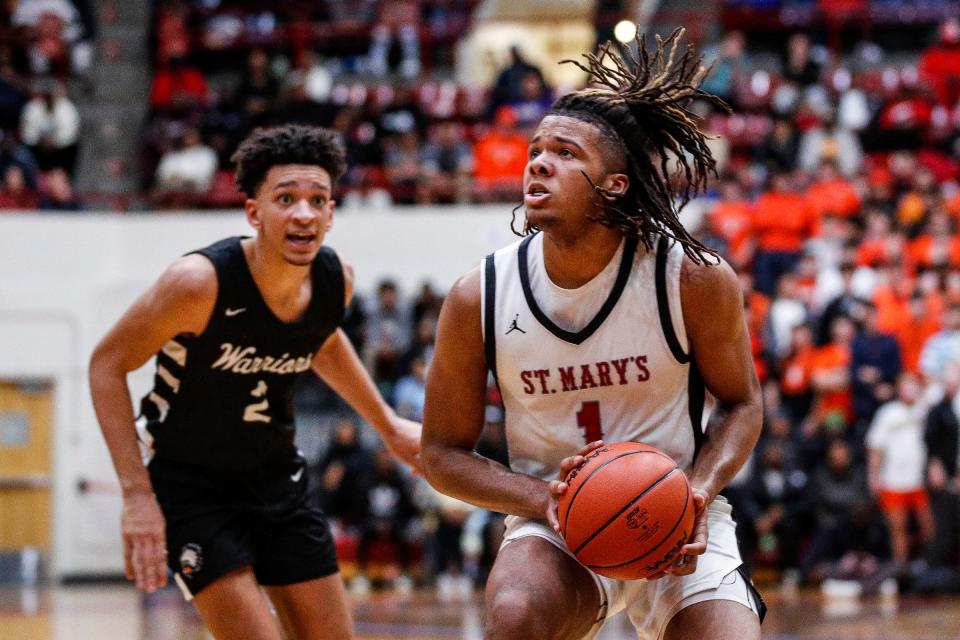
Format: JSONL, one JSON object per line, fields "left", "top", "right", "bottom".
{"left": 500, "top": 495, "right": 763, "bottom": 640}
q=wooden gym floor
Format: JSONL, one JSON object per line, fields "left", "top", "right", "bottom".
{"left": 1, "top": 584, "right": 959, "bottom": 639}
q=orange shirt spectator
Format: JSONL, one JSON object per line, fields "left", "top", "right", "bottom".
{"left": 752, "top": 184, "right": 817, "bottom": 252}
{"left": 473, "top": 107, "right": 528, "bottom": 197}
{"left": 810, "top": 341, "right": 853, "bottom": 424}
{"left": 873, "top": 276, "right": 916, "bottom": 336}
{"left": 896, "top": 296, "right": 942, "bottom": 374}
{"left": 709, "top": 198, "right": 753, "bottom": 266}
{"left": 806, "top": 177, "right": 861, "bottom": 220}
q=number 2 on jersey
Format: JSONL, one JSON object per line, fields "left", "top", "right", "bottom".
{"left": 576, "top": 401, "right": 604, "bottom": 444}
{"left": 243, "top": 380, "right": 271, "bottom": 423}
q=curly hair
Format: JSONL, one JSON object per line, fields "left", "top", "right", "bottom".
{"left": 230, "top": 124, "right": 347, "bottom": 198}
{"left": 521, "top": 28, "right": 728, "bottom": 264}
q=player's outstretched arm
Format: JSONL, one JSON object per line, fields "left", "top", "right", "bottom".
{"left": 311, "top": 255, "right": 421, "bottom": 472}
{"left": 88, "top": 254, "right": 216, "bottom": 592}
{"left": 422, "top": 267, "right": 549, "bottom": 518}
{"left": 312, "top": 328, "right": 421, "bottom": 472}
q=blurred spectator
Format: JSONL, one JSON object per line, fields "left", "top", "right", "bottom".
{"left": 13, "top": 0, "right": 82, "bottom": 77}
{"left": 316, "top": 418, "right": 374, "bottom": 525}
{"left": 506, "top": 71, "right": 552, "bottom": 130}
{"left": 0, "top": 164, "right": 38, "bottom": 209}
{"left": 383, "top": 130, "right": 421, "bottom": 205}
{"left": 768, "top": 273, "right": 809, "bottom": 360}
{"left": 867, "top": 372, "right": 935, "bottom": 566}
{"left": 866, "top": 81, "right": 933, "bottom": 152}
{"left": 925, "top": 362, "right": 960, "bottom": 568}
{"left": 19, "top": 77, "right": 78, "bottom": 174}
{"left": 851, "top": 303, "right": 901, "bottom": 429}
{"left": 472, "top": 107, "right": 527, "bottom": 203}
{"left": 0, "top": 130, "right": 39, "bottom": 189}
{"left": 753, "top": 115, "right": 801, "bottom": 173}
{"left": 919, "top": 303, "right": 960, "bottom": 381}
{"left": 0, "top": 51, "right": 28, "bottom": 131}
{"left": 393, "top": 352, "right": 427, "bottom": 422}
{"left": 366, "top": 0, "right": 421, "bottom": 79}
{"left": 783, "top": 34, "right": 822, "bottom": 87}
{"left": 701, "top": 30, "right": 748, "bottom": 106}
{"left": 780, "top": 324, "right": 815, "bottom": 425}
{"left": 810, "top": 315, "right": 856, "bottom": 431}
{"left": 237, "top": 49, "right": 278, "bottom": 128}
{"left": 488, "top": 46, "right": 546, "bottom": 118}
{"left": 37, "top": 167, "right": 80, "bottom": 210}
{"left": 801, "top": 438, "right": 881, "bottom": 581}
{"left": 428, "top": 488, "right": 477, "bottom": 600}
{"left": 419, "top": 122, "right": 473, "bottom": 204}
{"left": 752, "top": 171, "right": 817, "bottom": 295}
{"left": 741, "top": 438, "right": 810, "bottom": 571}
{"left": 805, "top": 162, "right": 862, "bottom": 221}
{"left": 378, "top": 86, "right": 425, "bottom": 138}
{"left": 898, "top": 293, "right": 942, "bottom": 375}
{"left": 365, "top": 280, "right": 412, "bottom": 394}
{"left": 707, "top": 180, "right": 753, "bottom": 270}
{"left": 154, "top": 125, "right": 218, "bottom": 194}
{"left": 798, "top": 111, "right": 863, "bottom": 177}
{"left": 907, "top": 210, "right": 960, "bottom": 272}
{"left": 919, "top": 18, "right": 960, "bottom": 107}
{"left": 354, "top": 448, "right": 417, "bottom": 592}
{"left": 150, "top": 56, "right": 209, "bottom": 112}
{"left": 817, "top": 262, "right": 863, "bottom": 345}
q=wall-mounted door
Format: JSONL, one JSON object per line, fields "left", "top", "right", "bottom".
{"left": 0, "top": 380, "right": 53, "bottom": 551}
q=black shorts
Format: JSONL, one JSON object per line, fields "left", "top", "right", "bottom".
{"left": 148, "top": 456, "right": 339, "bottom": 597}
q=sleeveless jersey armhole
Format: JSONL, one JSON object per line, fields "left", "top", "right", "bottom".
{"left": 482, "top": 253, "right": 498, "bottom": 380}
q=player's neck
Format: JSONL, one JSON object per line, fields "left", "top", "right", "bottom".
{"left": 242, "top": 239, "right": 311, "bottom": 300}
{"left": 541, "top": 226, "right": 623, "bottom": 289}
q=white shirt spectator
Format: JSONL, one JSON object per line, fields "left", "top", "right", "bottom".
{"left": 12, "top": 0, "right": 83, "bottom": 41}
{"left": 866, "top": 399, "right": 929, "bottom": 492}
{"left": 20, "top": 94, "right": 79, "bottom": 148}
{"left": 919, "top": 329, "right": 960, "bottom": 381}
{"left": 155, "top": 137, "right": 218, "bottom": 193}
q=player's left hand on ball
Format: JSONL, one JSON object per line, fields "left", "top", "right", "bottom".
{"left": 661, "top": 488, "right": 709, "bottom": 578}
{"left": 385, "top": 416, "right": 423, "bottom": 475}
{"left": 546, "top": 440, "right": 605, "bottom": 533}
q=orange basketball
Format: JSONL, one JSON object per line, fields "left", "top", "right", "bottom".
{"left": 557, "top": 441, "right": 696, "bottom": 580}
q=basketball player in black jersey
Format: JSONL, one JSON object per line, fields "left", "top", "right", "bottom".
{"left": 422, "top": 32, "right": 763, "bottom": 640}
{"left": 89, "top": 124, "right": 419, "bottom": 639}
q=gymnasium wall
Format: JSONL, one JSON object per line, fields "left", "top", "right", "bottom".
{"left": 0, "top": 208, "right": 517, "bottom": 578}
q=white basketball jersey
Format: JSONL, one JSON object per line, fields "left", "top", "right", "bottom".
{"left": 481, "top": 232, "right": 710, "bottom": 482}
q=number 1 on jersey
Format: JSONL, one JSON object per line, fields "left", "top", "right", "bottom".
{"left": 576, "top": 401, "right": 603, "bottom": 444}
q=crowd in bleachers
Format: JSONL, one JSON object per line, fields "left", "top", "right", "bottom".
{"left": 0, "top": 0, "right": 92, "bottom": 212}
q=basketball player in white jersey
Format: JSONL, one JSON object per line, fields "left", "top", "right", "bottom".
{"left": 422, "top": 31, "right": 765, "bottom": 640}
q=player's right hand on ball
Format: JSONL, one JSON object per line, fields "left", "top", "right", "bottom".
{"left": 121, "top": 491, "right": 168, "bottom": 593}
{"left": 546, "top": 440, "right": 605, "bottom": 533}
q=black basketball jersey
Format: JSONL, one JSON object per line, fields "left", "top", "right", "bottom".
{"left": 138, "top": 237, "right": 345, "bottom": 470}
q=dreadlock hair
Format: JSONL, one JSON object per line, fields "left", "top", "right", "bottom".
{"left": 527, "top": 28, "right": 728, "bottom": 264}
{"left": 231, "top": 124, "right": 347, "bottom": 198}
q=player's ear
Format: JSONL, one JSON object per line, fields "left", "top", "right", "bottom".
{"left": 244, "top": 198, "right": 262, "bottom": 230}
{"left": 602, "top": 173, "right": 629, "bottom": 198}
{"left": 326, "top": 200, "right": 336, "bottom": 231}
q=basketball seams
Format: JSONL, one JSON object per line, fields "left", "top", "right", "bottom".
{"left": 571, "top": 466, "right": 679, "bottom": 555}
{"left": 586, "top": 476, "right": 692, "bottom": 570}
{"left": 559, "top": 448, "right": 674, "bottom": 536}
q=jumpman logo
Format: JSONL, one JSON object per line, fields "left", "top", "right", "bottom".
{"left": 506, "top": 314, "right": 526, "bottom": 335}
